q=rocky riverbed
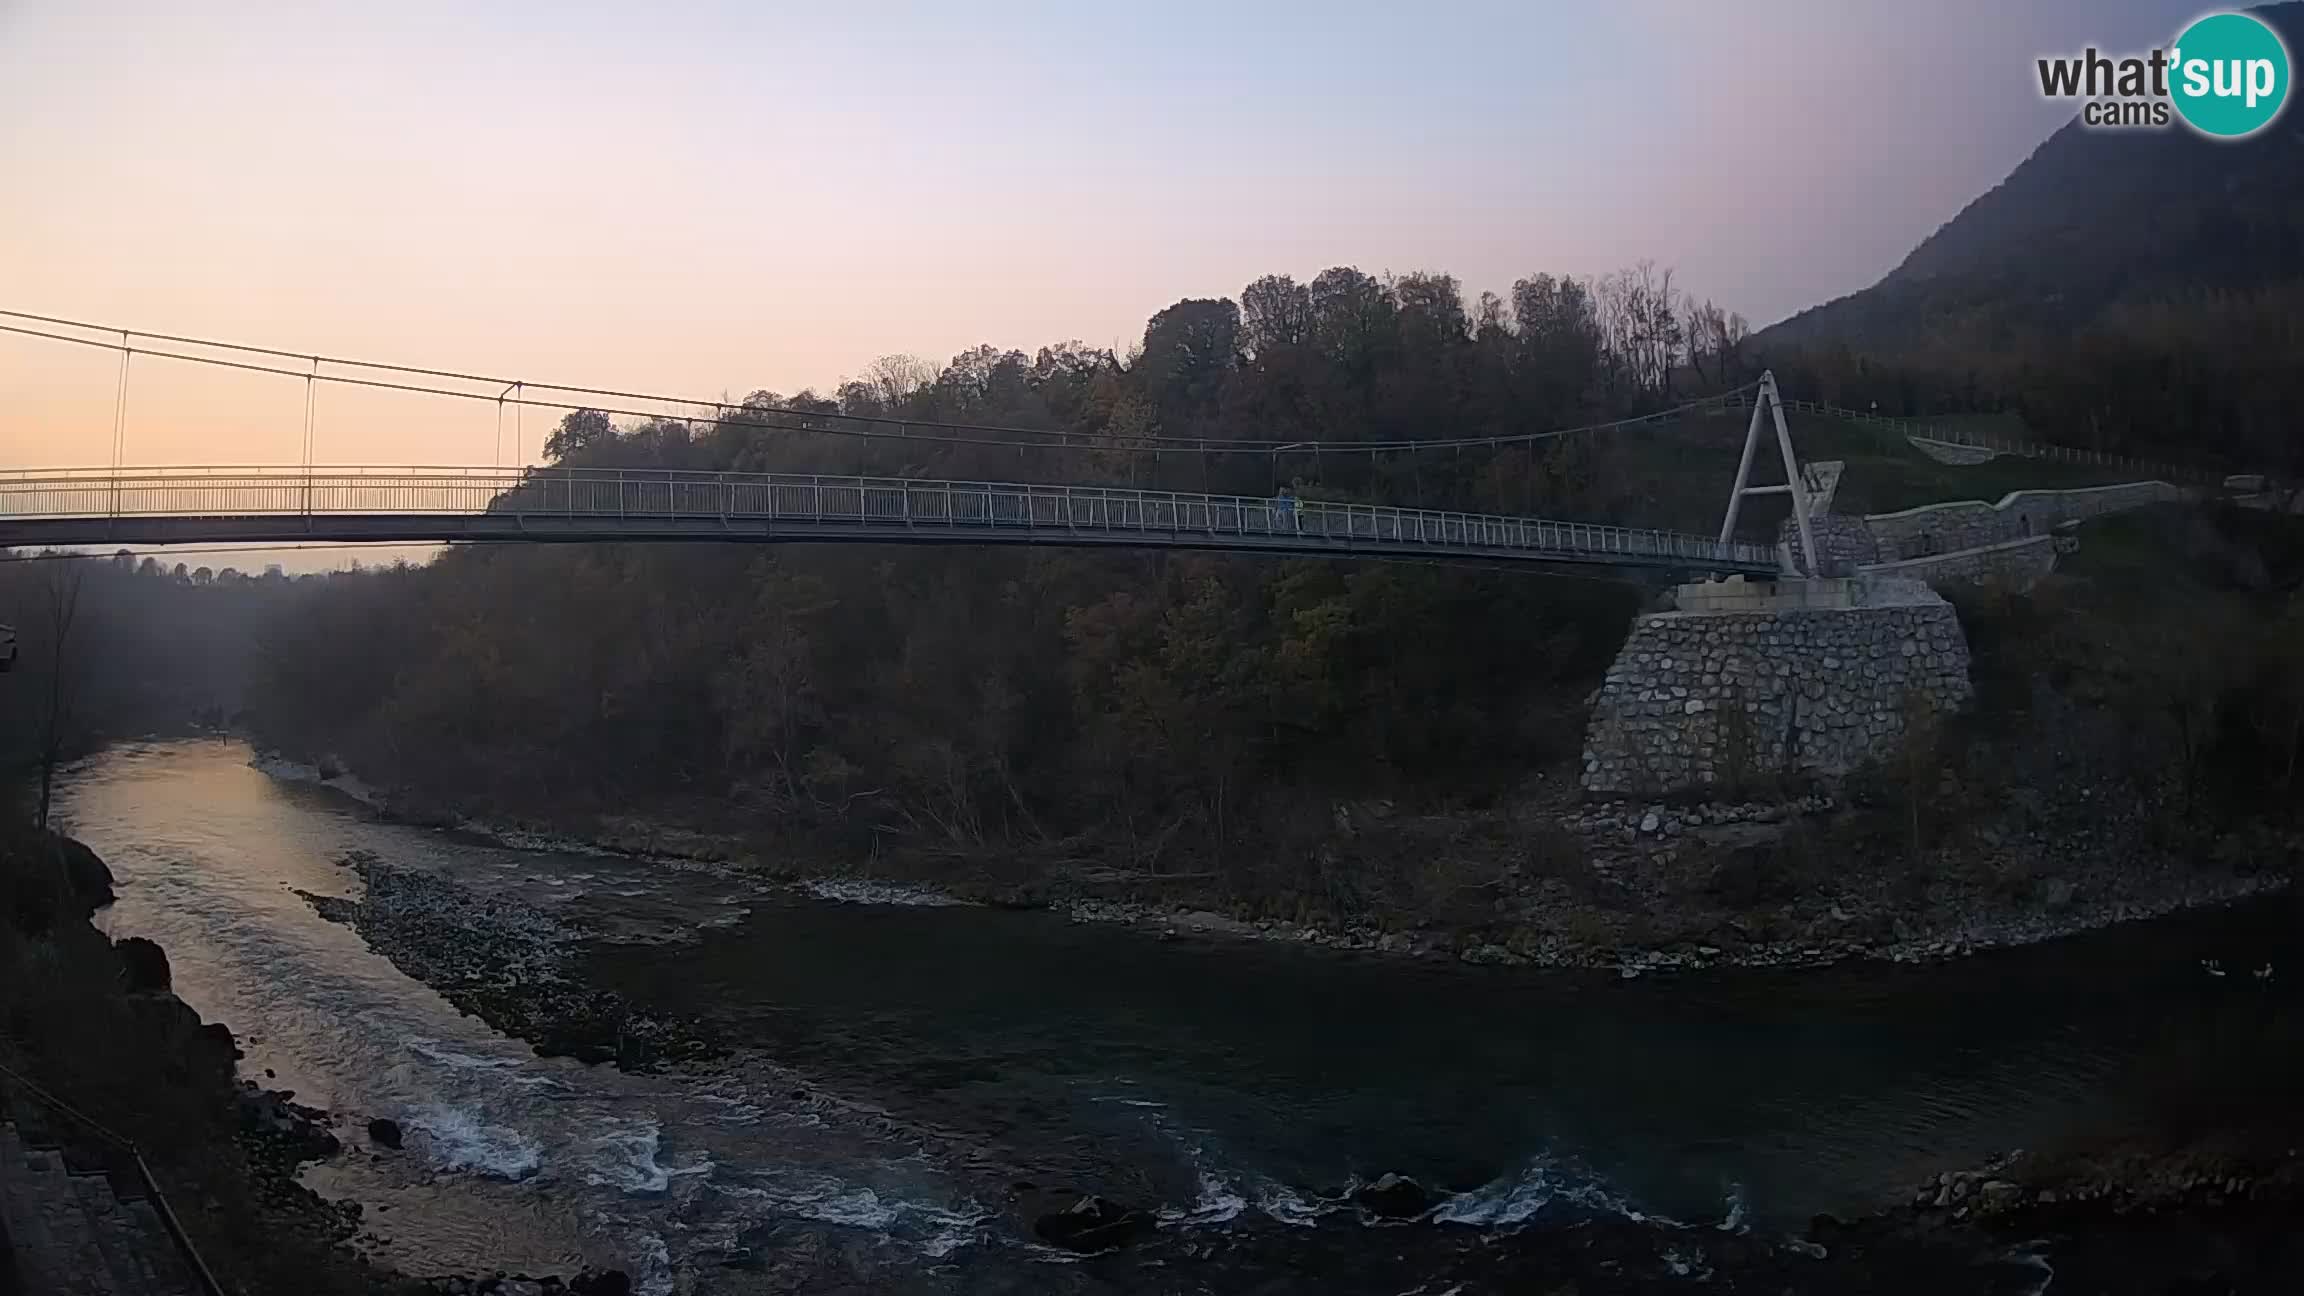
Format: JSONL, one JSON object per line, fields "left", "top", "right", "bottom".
{"left": 265, "top": 749, "right": 2299, "bottom": 983}
{"left": 297, "top": 850, "right": 721, "bottom": 1070}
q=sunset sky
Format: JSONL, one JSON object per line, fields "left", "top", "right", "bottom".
{"left": 1, "top": 0, "right": 2197, "bottom": 501}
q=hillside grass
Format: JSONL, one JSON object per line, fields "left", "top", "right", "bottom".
{"left": 1560, "top": 410, "right": 2160, "bottom": 541}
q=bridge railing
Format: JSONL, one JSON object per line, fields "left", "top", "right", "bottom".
{"left": 0, "top": 467, "right": 1779, "bottom": 570}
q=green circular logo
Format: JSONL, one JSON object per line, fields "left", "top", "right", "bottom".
{"left": 2170, "top": 11, "right": 2290, "bottom": 137}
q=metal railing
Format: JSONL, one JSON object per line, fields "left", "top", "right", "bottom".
{"left": 0, "top": 1056, "right": 226, "bottom": 1296}
{"left": 0, "top": 467, "right": 1781, "bottom": 571}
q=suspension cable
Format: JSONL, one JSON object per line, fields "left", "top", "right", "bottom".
{"left": 107, "top": 333, "right": 131, "bottom": 517}
{"left": 110, "top": 334, "right": 131, "bottom": 469}
{"left": 0, "top": 311, "right": 1758, "bottom": 456}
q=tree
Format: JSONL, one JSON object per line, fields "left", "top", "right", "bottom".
{"left": 35, "top": 563, "right": 85, "bottom": 829}
{"left": 862, "top": 354, "right": 937, "bottom": 411}
{"left": 713, "top": 565, "right": 836, "bottom": 799}
{"left": 1390, "top": 272, "right": 1470, "bottom": 351}
{"left": 544, "top": 409, "right": 616, "bottom": 462}
{"left": 1512, "top": 272, "right": 1603, "bottom": 417}
{"left": 2258, "top": 593, "right": 2304, "bottom": 794}
{"left": 1684, "top": 296, "right": 1728, "bottom": 387}
{"left": 1240, "top": 274, "right": 1313, "bottom": 358}
{"left": 1137, "top": 298, "right": 1241, "bottom": 421}
{"left": 2115, "top": 609, "right": 2251, "bottom": 819}
{"left": 1308, "top": 266, "right": 1395, "bottom": 377}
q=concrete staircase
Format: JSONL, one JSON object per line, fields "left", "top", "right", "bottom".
{"left": 0, "top": 1113, "right": 202, "bottom": 1296}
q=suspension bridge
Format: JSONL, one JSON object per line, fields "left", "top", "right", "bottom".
{"left": 0, "top": 310, "right": 1799, "bottom": 577}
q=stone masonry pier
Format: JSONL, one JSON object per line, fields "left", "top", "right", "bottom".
{"left": 1581, "top": 577, "right": 1972, "bottom": 797}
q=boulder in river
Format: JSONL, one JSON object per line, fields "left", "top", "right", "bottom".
{"left": 1978, "top": 1179, "right": 2027, "bottom": 1214}
{"left": 567, "top": 1269, "right": 633, "bottom": 1296}
{"left": 367, "top": 1117, "right": 404, "bottom": 1149}
{"left": 1033, "top": 1195, "right": 1147, "bottom": 1252}
{"left": 1355, "top": 1172, "right": 1433, "bottom": 1220}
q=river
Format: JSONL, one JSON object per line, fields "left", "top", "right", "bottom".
{"left": 54, "top": 740, "right": 2298, "bottom": 1293}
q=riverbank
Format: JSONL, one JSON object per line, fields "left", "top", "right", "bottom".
{"left": 0, "top": 822, "right": 415, "bottom": 1295}
{"left": 260, "top": 746, "right": 2298, "bottom": 978}
{"left": 0, "top": 822, "right": 637, "bottom": 1296}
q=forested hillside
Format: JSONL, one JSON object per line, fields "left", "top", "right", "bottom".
{"left": 241, "top": 53, "right": 2304, "bottom": 910}
{"left": 1756, "top": 1, "right": 2304, "bottom": 471}
{"left": 246, "top": 263, "right": 1763, "bottom": 889}
{"left": 0, "top": 554, "right": 291, "bottom": 813}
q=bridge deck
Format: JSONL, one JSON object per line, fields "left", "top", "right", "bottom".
{"left": 0, "top": 469, "right": 1780, "bottom": 574}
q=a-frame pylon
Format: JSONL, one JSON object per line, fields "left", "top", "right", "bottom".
{"left": 1717, "top": 370, "right": 1817, "bottom": 575}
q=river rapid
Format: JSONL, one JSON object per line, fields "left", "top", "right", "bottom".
{"left": 55, "top": 740, "right": 2298, "bottom": 1293}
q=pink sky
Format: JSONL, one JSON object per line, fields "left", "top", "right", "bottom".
{"left": 1, "top": 0, "right": 2193, "bottom": 493}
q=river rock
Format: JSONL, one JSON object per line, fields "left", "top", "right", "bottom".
{"left": 567, "top": 1270, "right": 632, "bottom": 1296}
{"left": 367, "top": 1117, "right": 404, "bottom": 1149}
{"left": 1978, "top": 1180, "right": 2026, "bottom": 1213}
{"left": 116, "top": 935, "right": 172, "bottom": 993}
{"left": 237, "top": 1087, "right": 342, "bottom": 1162}
{"left": 1033, "top": 1195, "right": 1146, "bottom": 1252}
{"left": 1355, "top": 1172, "right": 1433, "bottom": 1220}
{"left": 59, "top": 834, "right": 118, "bottom": 908}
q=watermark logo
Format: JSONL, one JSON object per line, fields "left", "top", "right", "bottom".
{"left": 2036, "top": 10, "right": 2290, "bottom": 139}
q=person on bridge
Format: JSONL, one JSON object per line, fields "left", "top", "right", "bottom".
{"left": 1273, "top": 484, "right": 1300, "bottom": 534}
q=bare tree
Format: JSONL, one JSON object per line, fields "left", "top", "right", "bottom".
{"left": 1684, "top": 295, "right": 1729, "bottom": 387}
{"left": 1720, "top": 310, "right": 1752, "bottom": 380}
{"left": 36, "top": 562, "right": 86, "bottom": 829}
{"left": 863, "top": 354, "right": 937, "bottom": 411}
{"left": 2259, "top": 593, "right": 2304, "bottom": 793}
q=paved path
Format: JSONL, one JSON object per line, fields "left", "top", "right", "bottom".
{"left": 0, "top": 1118, "right": 199, "bottom": 1295}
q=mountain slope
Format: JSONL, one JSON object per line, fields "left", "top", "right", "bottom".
{"left": 1761, "top": 1, "right": 2304, "bottom": 354}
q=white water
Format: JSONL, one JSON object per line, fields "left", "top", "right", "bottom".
{"left": 580, "top": 1118, "right": 715, "bottom": 1195}
{"left": 62, "top": 743, "right": 1006, "bottom": 1292}
{"left": 406, "top": 1102, "right": 548, "bottom": 1181}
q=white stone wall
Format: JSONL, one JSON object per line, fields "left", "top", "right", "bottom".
{"left": 1581, "top": 598, "right": 1973, "bottom": 797}
{"left": 1858, "top": 535, "right": 2059, "bottom": 592}
{"left": 1785, "top": 513, "right": 1881, "bottom": 575}
{"left": 1864, "top": 481, "right": 2182, "bottom": 560}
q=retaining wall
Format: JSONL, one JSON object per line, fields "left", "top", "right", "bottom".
{"left": 1864, "top": 481, "right": 2183, "bottom": 560}
{"left": 1582, "top": 585, "right": 1973, "bottom": 796}
{"left": 1857, "top": 535, "right": 2060, "bottom": 593}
